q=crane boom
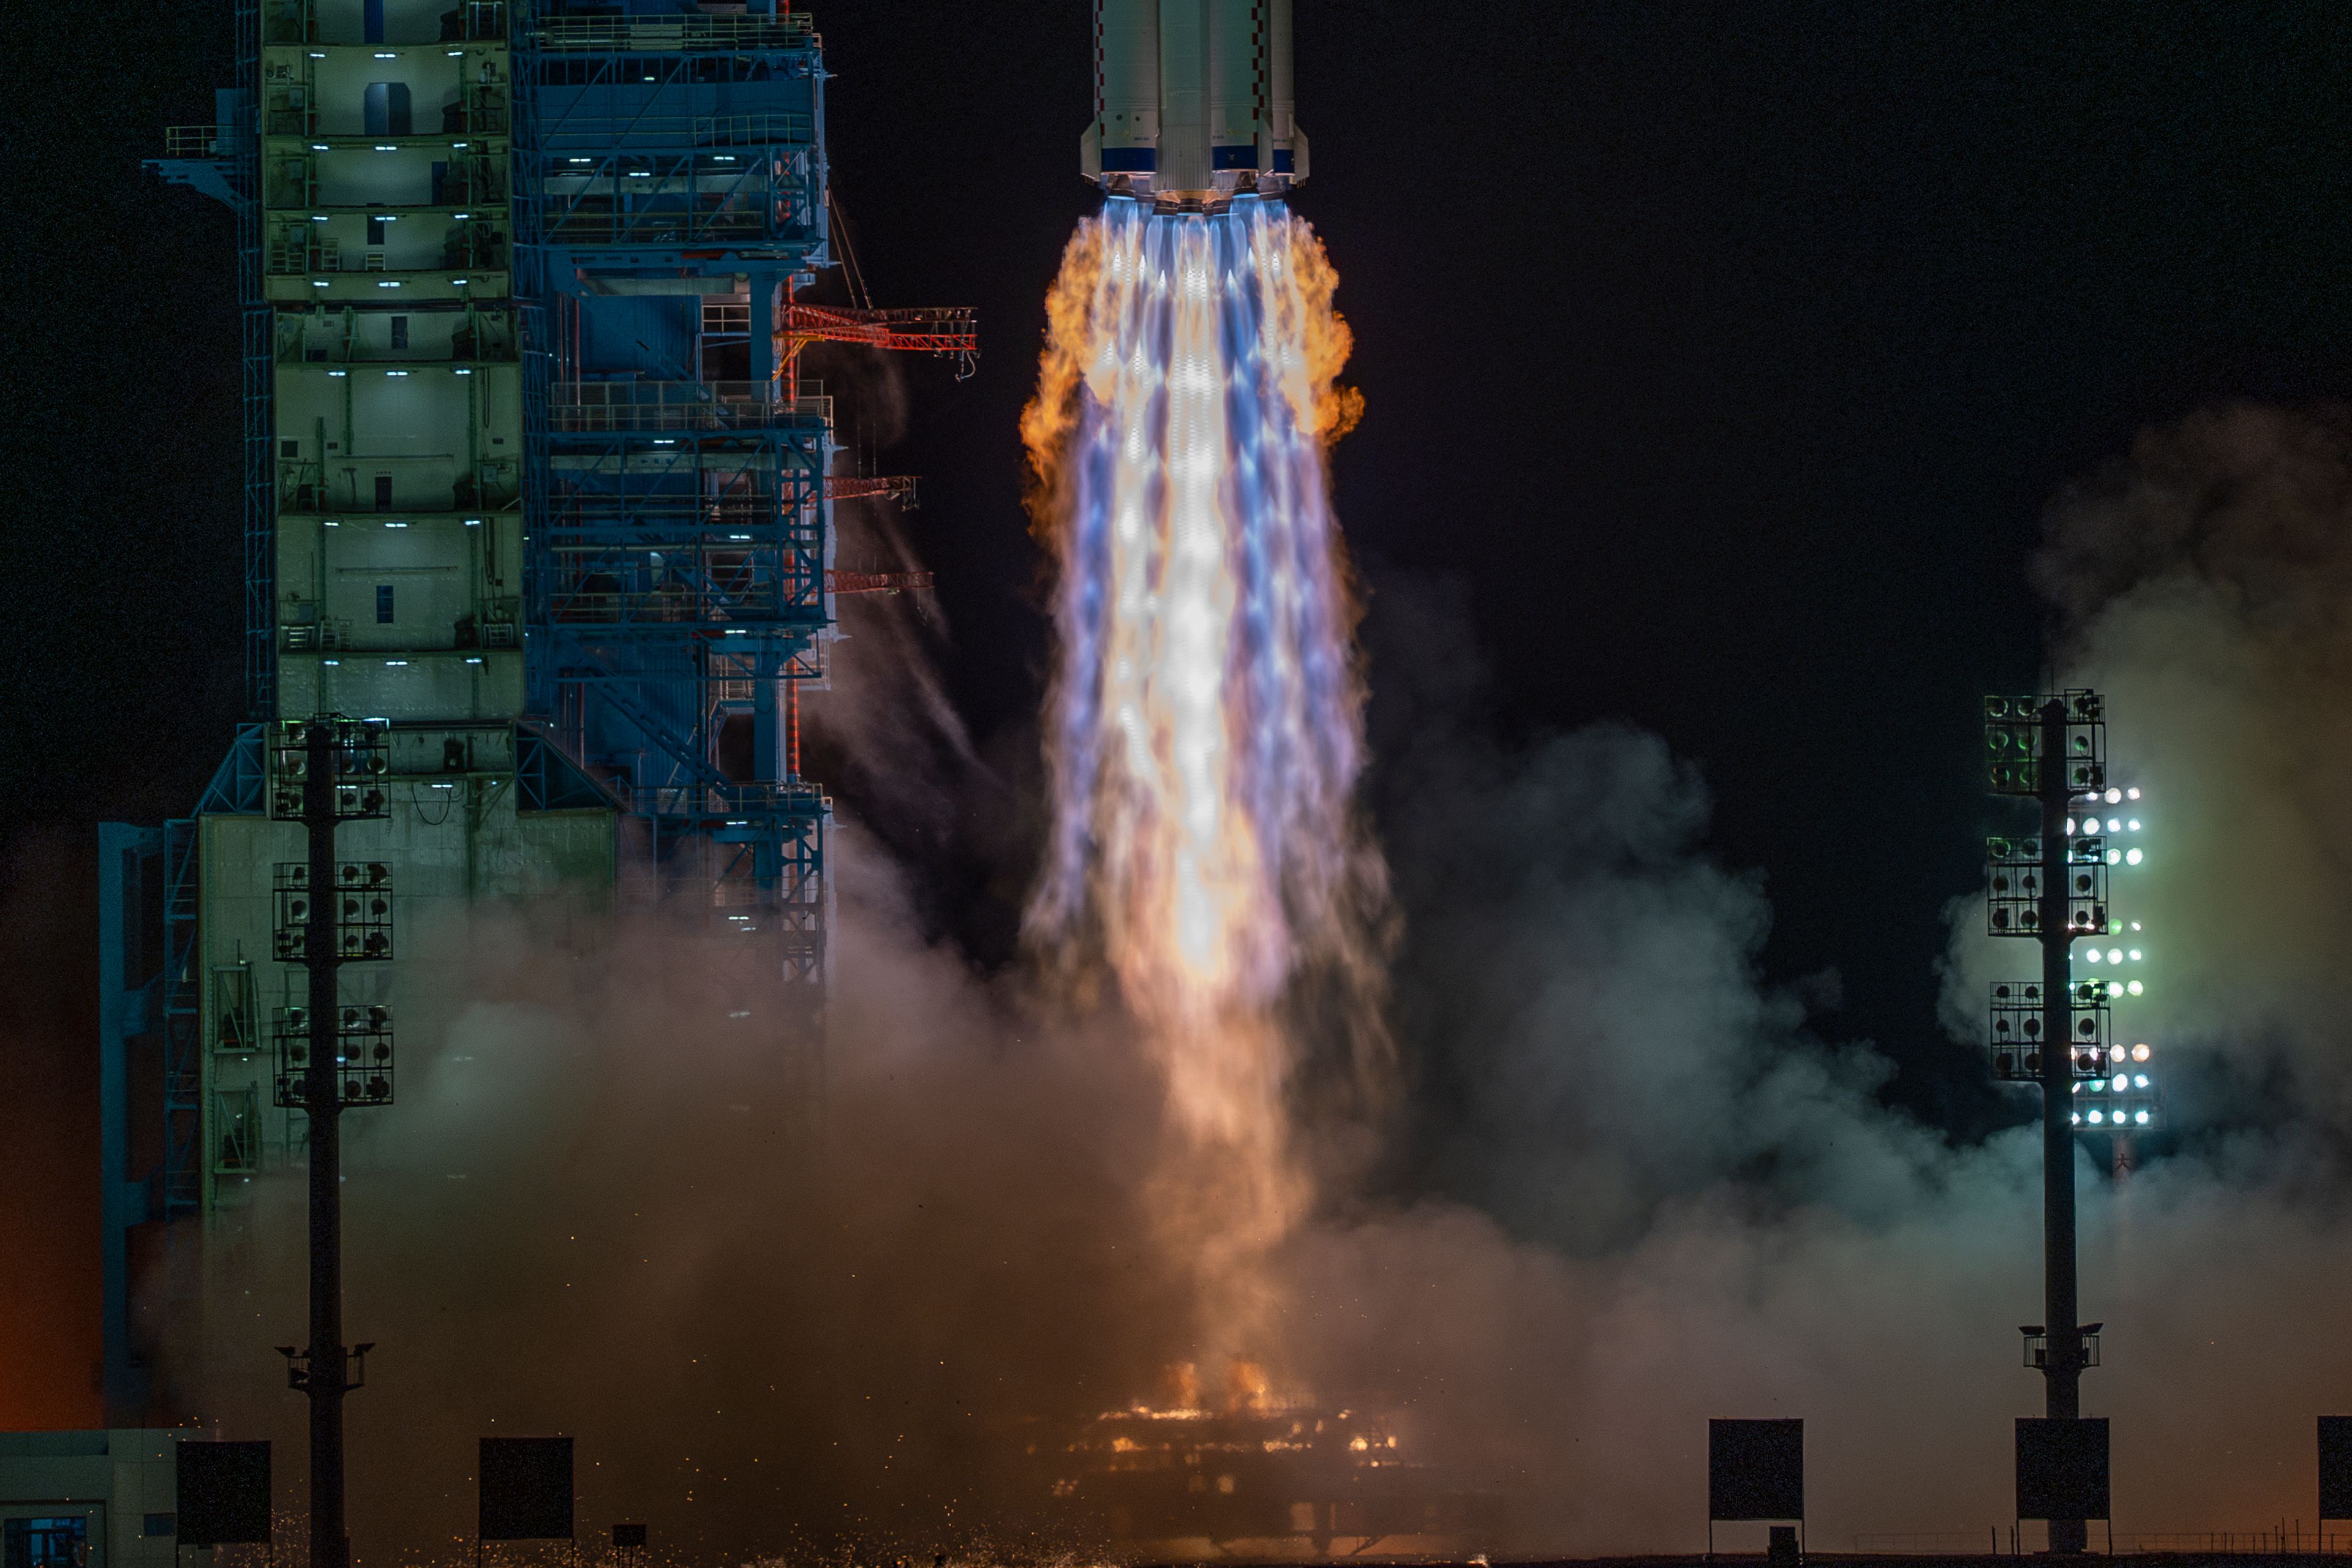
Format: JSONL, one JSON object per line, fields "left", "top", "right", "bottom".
{"left": 782, "top": 304, "right": 978, "bottom": 360}
{"left": 824, "top": 475, "right": 919, "bottom": 506}
{"left": 827, "top": 570, "right": 935, "bottom": 597}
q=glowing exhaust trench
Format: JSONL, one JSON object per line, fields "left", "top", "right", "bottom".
{"left": 1023, "top": 196, "right": 1379, "bottom": 1354}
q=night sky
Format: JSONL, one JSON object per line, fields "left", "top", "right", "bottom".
{"left": 7, "top": 1, "right": 2352, "bottom": 1415}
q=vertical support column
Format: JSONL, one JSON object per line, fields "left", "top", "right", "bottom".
{"left": 97, "top": 824, "right": 161, "bottom": 1423}
{"left": 302, "top": 724, "right": 350, "bottom": 1568}
{"left": 2037, "top": 696, "right": 2086, "bottom": 1554}
{"left": 786, "top": 677, "right": 801, "bottom": 780}
{"left": 749, "top": 273, "right": 778, "bottom": 386}
{"left": 750, "top": 657, "right": 786, "bottom": 782}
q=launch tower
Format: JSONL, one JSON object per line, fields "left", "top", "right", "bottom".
{"left": 115, "top": 0, "right": 967, "bottom": 1425}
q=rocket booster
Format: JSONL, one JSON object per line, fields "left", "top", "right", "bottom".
{"left": 1082, "top": 0, "right": 1308, "bottom": 211}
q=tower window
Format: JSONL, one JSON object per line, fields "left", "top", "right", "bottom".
{"left": 376, "top": 585, "right": 396, "bottom": 624}
{"left": 390, "top": 316, "right": 409, "bottom": 349}
{"left": 374, "top": 474, "right": 394, "bottom": 510}
{"left": 368, "top": 217, "right": 388, "bottom": 246}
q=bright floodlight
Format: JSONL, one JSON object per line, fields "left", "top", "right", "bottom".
{"left": 2125, "top": 848, "right": 2143, "bottom": 865}
{"left": 2131, "top": 921, "right": 2143, "bottom": 931}
{"left": 2107, "top": 948, "right": 2122, "bottom": 963}
{"left": 2106, "top": 787, "right": 2122, "bottom": 804}
{"left": 2071, "top": 1111, "right": 2083, "bottom": 1125}
{"left": 2128, "top": 948, "right": 2142, "bottom": 960}
{"left": 2127, "top": 818, "right": 2141, "bottom": 831}
{"left": 2065, "top": 817, "right": 2077, "bottom": 835}
{"left": 2109, "top": 1045, "right": 2125, "bottom": 1062}
{"left": 2132, "top": 1043, "right": 2150, "bottom": 1062}
{"left": 2135, "top": 1109, "right": 2150, "bottom": 1124}
{"left": 2089, "top": 1109, "right": 2105, "bottom": 1124}
{"left": 2112, "top": 1074, "right": 2128, "bottom": 1091}
{"left": 2134, "top": 1074, "right": 2149, "bottom": 1088}
{"left": 2127, "top": 786, "right": 2142, "bottom": 800}
{"left": 2127, "top": 980, "right": 2144, "bottom": 995}
{"left": 2082, "top": 951, "right": 2100, "bottom": 965}
{"left": 2107, "top": 817, "right": 2122, "bottom": 832}
{"left": 2109, "top": 982, "right": 2125, "bottom": 998}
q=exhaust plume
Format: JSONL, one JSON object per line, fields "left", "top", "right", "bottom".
{"left": 1018, "top": 198, "right": 1387, "bottom": 1370}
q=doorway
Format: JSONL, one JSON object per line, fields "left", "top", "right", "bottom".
{"left": 2, "top": 1517, "right": 91, "bottom": 1568}
{"left": 364, "top": 82, "right": 413, "bottom": 137}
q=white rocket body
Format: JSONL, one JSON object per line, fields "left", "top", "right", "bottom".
{"left": 1082, "top": 0, "right": 1307, "bottom": 209}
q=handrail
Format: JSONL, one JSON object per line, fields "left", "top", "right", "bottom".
{"left": 165, "top": 125, "right": 227, "bottom": 157}
{"left": 539, "top": 112, "right": 814, "bottom": 150}
{"left": 262, "top": 0, "right": 503, "bottom": 44}
{"left": 531, "top": 14, "right": 814, "bottom": 51}
{"left": 633, "top": 782, "right": 829, "bottom": 820}
{"left": 549, "top": 380, "right": 831, "bottom": 431}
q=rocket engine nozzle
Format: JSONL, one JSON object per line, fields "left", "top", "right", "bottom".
{"left": 1081, "top": 0, "right": 1308, "bottom": 211}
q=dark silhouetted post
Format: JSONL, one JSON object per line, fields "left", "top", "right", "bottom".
{"left": 2036, "top": 698, "right": 2085, "bottom": 1555}
{"left": 271, "top": 717, "right": 391, "bottom": 1568}
{"left": 303, "top": 718, "right": 351, "bottom": 1568}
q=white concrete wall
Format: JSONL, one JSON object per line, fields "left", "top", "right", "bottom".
{"left": 0, "top": 1430, "right": 206, "bottom": 1568}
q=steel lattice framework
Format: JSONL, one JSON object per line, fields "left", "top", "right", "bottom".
{"left": 516, "top": 0, "right": 835, "bottom": 1025}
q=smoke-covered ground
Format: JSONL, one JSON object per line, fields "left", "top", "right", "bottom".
{"left": 170, "top": 403, "right": 2352, "bottom": 1559}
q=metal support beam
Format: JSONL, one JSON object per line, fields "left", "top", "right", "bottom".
{"left": 302, "top": 722, "right": 352, "bottom": 1568}
{"left": 96, "top": 824, "right": 162, "bottom": 1423}
{"left": 2037, "top": 696, "right": 2087, "bottom": 1555}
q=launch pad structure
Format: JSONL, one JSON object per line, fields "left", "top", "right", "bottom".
{"left": 108, "top": 0, "right": 971, "bottom": 1425}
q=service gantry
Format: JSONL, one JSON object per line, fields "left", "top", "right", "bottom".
{"left": 105, "top": 0, "right": 970, "bottom": 1425}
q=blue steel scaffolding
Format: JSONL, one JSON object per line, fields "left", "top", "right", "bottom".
{"left": 515, "top": 0, "right": 835, "bottom": 1020}
{"left": 115, "top": 0, "right": 864, "bottom": 1423}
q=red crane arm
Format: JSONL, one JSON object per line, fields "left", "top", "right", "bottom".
{"left": 826, "top": 570, "right": 935, "bottom": 597}
{"left": 823, "top": 475, "right": 919, "bottom": 505}
{"left": 782, "top": 305, "right": 978, "bottom": 355}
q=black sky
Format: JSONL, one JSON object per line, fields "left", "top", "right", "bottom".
{"left": 8, "top": 0, "right": 2352, "bottom": 1145}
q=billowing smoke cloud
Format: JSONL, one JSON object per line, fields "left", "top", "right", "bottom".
{"left": 172, "top": 404, "right": 2352, "bottom": 1561}
{"left": 1362, "top": 582, "right": 1936, "bottom": 1251}
{"left": 175, "top": 854, "right": 1197, "bottom": 1562}
{"left": 2027, "top": 403, "right": 2352, "bottom": 1122}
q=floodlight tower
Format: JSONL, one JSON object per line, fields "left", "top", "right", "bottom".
{"left": 2073, "top": 782, "right": 2156, "bottom": 1174}
{"left": 268, "top": 715, "right": 397, "bottom": 1568}
{"left": 1983, "top": 691, "right": 2109, "bottom": 1555}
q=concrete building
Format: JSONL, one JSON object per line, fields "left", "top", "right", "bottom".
{"left": 0, "top": 1432, "right": 196, "bottom": 1568}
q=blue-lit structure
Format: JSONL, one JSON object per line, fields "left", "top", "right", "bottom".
{"left": 516, "top": 0, "right": 835, "bottom": 1008}
{"left": 111, "top": 0, "right": 941, "bottom": 1425}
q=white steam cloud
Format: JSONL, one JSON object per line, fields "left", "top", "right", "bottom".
{"left": 172, "top": 404, "right": 2352, "bottom": 1560}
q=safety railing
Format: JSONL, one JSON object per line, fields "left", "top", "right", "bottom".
{"left": 630, "top": 781, "right": 829, "bottom": 821}
{"left": 282, "top": 618, "right": 353, "bottom": 652}
{"left": 166, "top": 124, "right": 236, "bottom": 156}
{"left": 712, "top": 864, "right": 824, "bottom": 910}
{"left": 547, "top": 592, "right": 816, "bottom": 626}
{"left": 262, "top": 0, "right": 503, "bottom": 45}
{"left": 2116, "top": 1533, "right": 2352, "bottom": 1555}
{"left": 1852, "top": 1532, "right": 2008, "bottom": 1555}
{"left": 549, "top": 381, "right": 831, "bottom": 432}
{"left": 531, "top": 13, "right": 813, "bottom": 51}
{"left": 538, "top": 112, "right": 813, "bottom": 151}
{"left": 1853, "top": 1529, "right": 2352, "bottom": 1556}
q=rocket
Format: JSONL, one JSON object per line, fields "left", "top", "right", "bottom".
{"left": 1081, "top": 0, "right": 1308, "bottom": 211}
